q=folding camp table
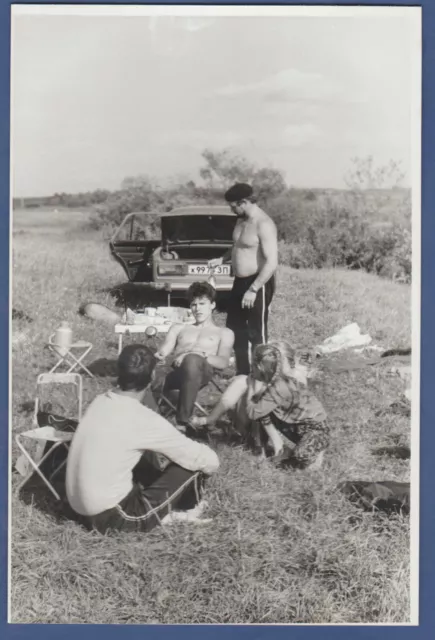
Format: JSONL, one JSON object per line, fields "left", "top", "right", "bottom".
{"left": 47, "top": 333, "right": 94, "bottom": 378}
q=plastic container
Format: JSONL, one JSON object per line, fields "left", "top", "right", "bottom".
{"left": 54, "top": 321, "right": 73, "bottom": 356}
{"left": 144, "top": 307, "right": 156, "bottom": 317}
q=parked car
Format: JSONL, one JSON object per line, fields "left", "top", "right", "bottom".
{"left": 109, "top": 205, "right": 237, "bottom": 299}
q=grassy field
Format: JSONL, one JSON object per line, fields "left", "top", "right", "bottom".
{"left": 11, "top": 207, "right": 412, "bottom": 624}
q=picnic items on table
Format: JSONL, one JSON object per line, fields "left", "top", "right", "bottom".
{"left": 48, "top": 324, "right": 94, "bottom": 378}
{"left": 115, "top": 306, "right": 195, "bottom": 354}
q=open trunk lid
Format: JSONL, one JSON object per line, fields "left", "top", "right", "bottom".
{"left": 161, "top": 214, "right": 236, "bottom": 246}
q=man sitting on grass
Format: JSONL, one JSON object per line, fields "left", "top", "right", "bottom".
{"left": 66, "top": 344, "right": 219, "bottom": 534}
{"left": 154, "top": 281, "right": 234, "bottom": 432}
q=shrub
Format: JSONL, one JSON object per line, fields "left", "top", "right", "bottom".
{"left": 275, "top": 190, "right": 411, "bottom": 283}
{"left": 84, "top": 152, "right": 411, "bottom": 283}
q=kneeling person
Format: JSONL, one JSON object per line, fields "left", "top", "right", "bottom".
{"left": 194, "top": 341, "right": 329, "bottom": 469}
{"left": 66, "top": 344, "right": 219, "bottom": 534}
{"left": 155, "top": 281, "right": 234, "bottom": 430}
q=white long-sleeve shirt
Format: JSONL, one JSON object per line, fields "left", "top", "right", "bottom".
{"left": 66, "top": 390, "right": 219, "bottom": 516}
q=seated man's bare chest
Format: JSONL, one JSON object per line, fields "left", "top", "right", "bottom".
{"left": 176, "top": 325, "right": 221, "bottom": 354}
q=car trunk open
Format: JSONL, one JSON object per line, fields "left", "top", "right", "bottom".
{"left": 110, "top": 210, "right": 236, "bottom": 284}
{"left": 160, "top": 245, "right": 230, "bottom": 260}
{"left": 161, "top": 214, "right": 236, "bottom": 247}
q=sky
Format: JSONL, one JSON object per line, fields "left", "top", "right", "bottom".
{"left": 11, "top": 6, "right": 420, "bottom": 197}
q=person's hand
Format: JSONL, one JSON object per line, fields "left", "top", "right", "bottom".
{"left": 247, "top": 375, "right": 265, "bottom": 400}
{"left": 154, "top": 351, "right": 165, "bottom": 361}
{"left": 242, "top": 289, "right": 257, "bottom": 309}
{"left": 208, "top": 257, "right": 223, "bottom": 270}
{"left": 173, "top": 353, "right": 186, "bottom": 367}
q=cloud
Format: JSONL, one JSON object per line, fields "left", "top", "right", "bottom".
{"left": 215, "top": 68, "right": 341, "bottom": 102}
{"left": 282, "top": 123, "right": 323, "bottom": 147}
{"left": 155, "top": 129, "right": 247, "bottom": 150}
{"left": 153, "top": 123, "right": 324, "bottom": 155}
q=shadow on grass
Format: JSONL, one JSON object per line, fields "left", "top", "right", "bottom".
{"left": 87, "top": 358, "right": 118, "bottom": 377}
{"left": 97, "top": 284, "right": 173, "bottom": 310}
{"left": 185, "top": 419, "right": 257, "bottom": 450}
{"left": 18, "top": 400, "right": 35, "bottom": 414}
{"left": 15, "top": 472, "right": 85, "bottom": 528}
{"left": 98, "top": 283, "right": 230, "bottom": 313}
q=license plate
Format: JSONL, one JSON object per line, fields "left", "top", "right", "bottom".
{"left": 187, "top": 264, "right": 231, "bottom": 276}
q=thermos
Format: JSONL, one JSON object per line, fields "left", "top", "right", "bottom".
{"left": 54, "top": 321, "right": 73, "bottom": 356}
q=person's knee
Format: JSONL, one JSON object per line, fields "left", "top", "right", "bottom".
{"left": 180, "top": 353, "right": 205, "bottom": 374}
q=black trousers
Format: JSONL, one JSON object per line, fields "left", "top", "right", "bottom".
{"left": 163, "top": 354, "right": 214, "bottom": 425}
{"left": 226, "top": 274, "right": 275, "bottom": 375}
{"left": 87, "top": 462, "right": 204, "bottom": 534}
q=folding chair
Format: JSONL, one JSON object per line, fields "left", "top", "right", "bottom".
{"left": 156, "top": 372, "right": 230, "bottom": 436}
{"left": 142, "top": 323, "right": 232, "bottom": 429}
{"left": 15, "top": 373, "right": 83, "bottom": 500}
{"left": 158, "top": 377, "right": 225, "bottom": 416}
{"left": 47, "top": 333, "right": 94, "bottom": 378}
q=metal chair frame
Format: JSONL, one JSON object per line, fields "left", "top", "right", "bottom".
{"left": 157, "top": 376, "right": 226, "bottom": 427}
{"left": 15, "top": 373, "right": 83, "bottom": 500}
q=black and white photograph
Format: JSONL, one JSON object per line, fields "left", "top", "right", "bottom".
{"left": 10, "top": 4, "right": 420, "bottom": 625}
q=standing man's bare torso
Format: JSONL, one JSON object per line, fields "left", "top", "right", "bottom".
{"left": 232, "top": 211, "right": 272, "bottom": 278}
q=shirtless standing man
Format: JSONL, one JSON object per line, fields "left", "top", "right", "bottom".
{"left": 155, "top": 281, "right": 234, "bottom": 430}
{"left": 208, "top": 183, "right": 278, "bottom": 375}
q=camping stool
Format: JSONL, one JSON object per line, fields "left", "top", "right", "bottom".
{"left": 47, "top": 333, "right": 94, "bottom": 378}
{"left": 15, "top": 372, "right": 83, "bottom": 501}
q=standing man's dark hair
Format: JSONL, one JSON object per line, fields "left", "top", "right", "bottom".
{"left": 224, "top": 183, "right": 256, "bottom": 204}
{"left": 117, "top": 344, "right": 157, "bottom": 391}
{"left": 208, "top": 182, "right": 278, "bottom": 375}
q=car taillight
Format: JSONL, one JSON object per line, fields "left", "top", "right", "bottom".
{"left": 158, "top": 264, "right": 185, "bottom": 275}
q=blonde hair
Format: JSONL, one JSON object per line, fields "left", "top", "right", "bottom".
{"left": 251, "top": 341, "right": 296, "bottom": 402}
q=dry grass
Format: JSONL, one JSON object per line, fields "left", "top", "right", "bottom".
{"left": 11, "top": 208, "right": 412, "bottom": 624}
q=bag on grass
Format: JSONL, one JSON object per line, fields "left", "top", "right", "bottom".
{"left": 338, "top": 480, "right": 410, "bottom": 515}
{"left": 36, "top": 411, "right": 79, "bottom": 476}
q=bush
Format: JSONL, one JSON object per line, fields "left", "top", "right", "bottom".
{"left": 278, "top": 240, "right": 320, "bottom": 270}
{"left": 277, "top": 199, "right": 411, "bottom": 283}
{"left": 84, "top": 152, "right": 411, "bottom": 284}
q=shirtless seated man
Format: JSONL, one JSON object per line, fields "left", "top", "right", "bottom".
{"left": 154, "top": 281, "right": 235, "bottom": 431}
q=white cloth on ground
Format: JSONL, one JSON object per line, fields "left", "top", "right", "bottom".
{"left": 315, "top": 323, "right": 372, "bottom": 355}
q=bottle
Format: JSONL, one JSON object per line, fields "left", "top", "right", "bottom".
{"left": 54, "top": 321, "right": 73, "bottom": 356}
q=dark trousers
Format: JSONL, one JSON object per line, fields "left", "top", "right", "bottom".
{"left": 88, "top": 462, "right": 204, "bottom": 534}
{"left": 163, "top": 353, "right": 214, "bottom": 425}
{"left": 270, "top": 415, "right": 330, "bottom": 468}
{"left": 226, "top": 274, "right": 275, "bottom": 375}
